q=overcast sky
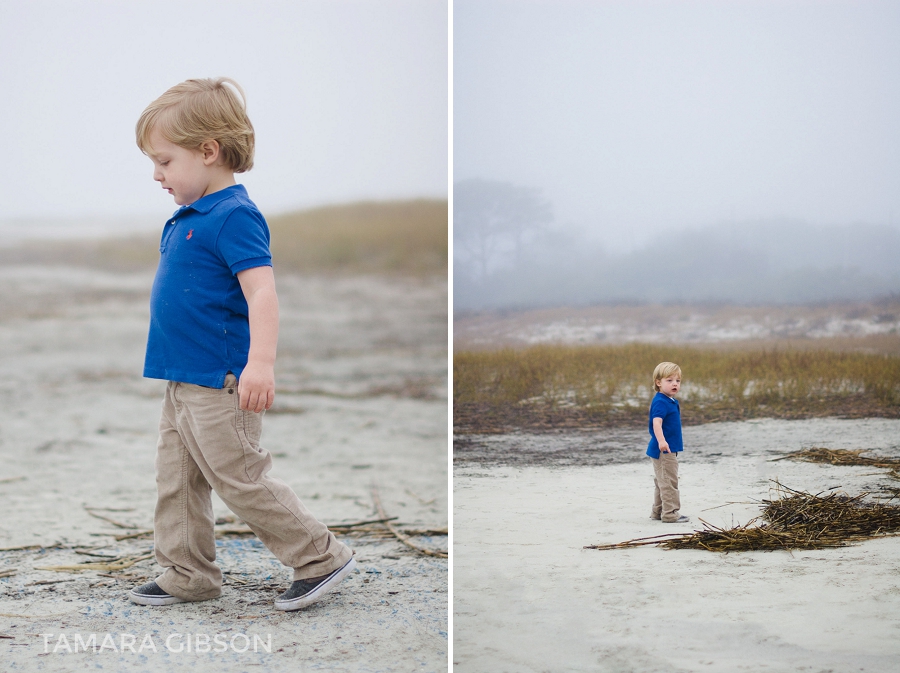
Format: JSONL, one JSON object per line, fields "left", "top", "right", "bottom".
{"left": 454, "top": 0, "right": 900, "bottom": 250}
{"left": 0, "top": 0, "right": 447, "bottom": 226}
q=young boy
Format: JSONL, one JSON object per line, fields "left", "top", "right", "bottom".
{"left": 646, "top": 362, "right": 689, "bottom": 524}
{"left": 128, "top": 78, "right": 355, "bottom": 611}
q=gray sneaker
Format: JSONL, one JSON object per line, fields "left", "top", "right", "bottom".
{"left": 275, "top": 558, "right": 356, "bottom": 611}
{"left": 662, "top": 515, "right": 690, "bottom": 524}
{"left": 128, "top": 581, "right": 186, "bottom": 606}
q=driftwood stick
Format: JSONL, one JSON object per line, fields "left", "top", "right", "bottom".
{"left": 0, "top": 476, "right": 26, "bottom": 485}
{"left": 585, "top": 538, "right": 685, "bottom": 551}
{"left": 328, "top": 517, "right": 400, "bottom": 530}
{"left": 371, "top": 486, "right": 447, "bottom": 559}
{"left": 0, "top": 543, "right": 60, "bottom": 552}
{"left": 101, "top": 516, "right": 407, "bottom": 542}
{"left": 26, "top": 579, "right": 76, "bottom": 586}
{"left": 74, "top": 550, "right": 120, "bottom": 558}
{"left": 113, "top": 530, "right": 154, "bottom": 541}
{"left": 83, "top": 507, "right": 138, "bottom": 530}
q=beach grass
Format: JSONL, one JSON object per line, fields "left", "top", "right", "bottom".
{"left": 267, "top": 199, "right": 447, "bottom": 275}
{"left": 0, "top": 198, "right": 448, "bottom": 276}
{"left": 454, "top": 343, "right": 900, "bottom": 432}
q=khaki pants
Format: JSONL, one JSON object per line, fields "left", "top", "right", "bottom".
{"left": 650, "top": 452, "right": 681, "bottom": 522}
{"left": 153, "top": 374, "right": 353, "bottom": 601}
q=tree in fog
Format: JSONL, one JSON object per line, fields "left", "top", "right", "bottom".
{"left": 454, "top": 178, "right": 553, "bottom": 281}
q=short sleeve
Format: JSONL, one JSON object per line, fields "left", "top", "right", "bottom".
{"left": 216, "top": 206, "right": 272, "bottom": 275}
{"left": 649, "top": 395, "right": 668, "bottom": 420}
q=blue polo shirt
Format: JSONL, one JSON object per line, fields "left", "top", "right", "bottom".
{"left": 143, "top": 184, "right": 272, "bottom": 388}
{"left": 646, "top": 392, "right": 683, "bottom": 459}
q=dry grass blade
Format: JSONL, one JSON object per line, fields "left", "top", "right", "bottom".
{"left": 405, "top": 489, "right": 437, "bottom": 506}
{"left": 875, "top": 485, "right": 900, "bottom": 501}
{"left": 586, "top": 483, "right": 900, "bottom": 552}
{"left": 36, "top": 553, "right": 154, "bottom": 573}
{"left": 0, "top": 569, "right": 18, "bottom": 578}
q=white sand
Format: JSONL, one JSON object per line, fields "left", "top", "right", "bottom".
{"left": 454, "top": 302, "right": 900, "bottom": 349}
{"left": 0, "top": 265, "right": 448, "bottom": 671}
{"left": 454, "top": 418, "right": 900, "bottom": 673}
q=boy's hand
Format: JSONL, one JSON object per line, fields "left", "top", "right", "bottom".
{"left": 660, "top": 442, "right": 671, "bottom": 453}
{"left": 238, "top": 361, "right": 275, "bottom": 413}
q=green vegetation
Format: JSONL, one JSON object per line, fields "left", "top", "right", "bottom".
{"left": 454, "top": 344, "right": 900, "bottom": 433}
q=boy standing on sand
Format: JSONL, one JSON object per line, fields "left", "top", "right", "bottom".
{"left": 127, "top": 78, "right": 355, "bottom": 611}
{"left": 647, "top": 362, "right": 690, "bottom": 524}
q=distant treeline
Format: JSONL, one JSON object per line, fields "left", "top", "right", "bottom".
{"left": 454, "top": 179, "right": 900, "bottom": 309}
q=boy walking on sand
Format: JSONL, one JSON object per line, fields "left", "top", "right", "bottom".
{"left": 647, "top": 362, "right": 690, "bottom": 524}
{"left": 128, "top": 78, "right": 355, "bottom": 610}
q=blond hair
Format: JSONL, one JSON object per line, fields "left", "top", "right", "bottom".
{"left": 652, "top": 362, "right": 682, "bottom": 391}
{"left": 136, "top": 77, "right": 255, "bottom": 173}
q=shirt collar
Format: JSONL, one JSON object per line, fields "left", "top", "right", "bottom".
{"left": 657, "top": 391, "right": 679, "bottom": 405}
{"left": 172, "top": 184, "right": 247, "bottom": 218}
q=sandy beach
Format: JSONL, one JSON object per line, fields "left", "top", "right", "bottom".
{"left": 454, "top": 301, "right": 900, "bottom": 353}
{"left": 0, "top": 260, "right": 448, "bottom": 671}
{"left": 454, "top": 417, "right": 900, "bottom": 672}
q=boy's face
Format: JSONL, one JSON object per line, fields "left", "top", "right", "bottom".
{"left": 657, "top": 374, "right": 681, "bottom": 397}
{"left": 144, "top": 128, "right": 213, "bottom": 206}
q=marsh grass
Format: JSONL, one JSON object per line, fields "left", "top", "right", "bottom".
{"left": 0, "top": 199, "right": 448, "bottom": 276}
{"left": 267, "top": 199, "right": 447, "bottom": 275}
{"left": 0, "top": 235, "right": 162, "bottom": 271}
{"left": 454, "top": 344, "right": 900, "bottom": 432}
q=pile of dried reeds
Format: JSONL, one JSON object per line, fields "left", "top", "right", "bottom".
{"left": 774, "top": 447, "right": 900, "bottom": 480}
{"left": 586, "top": 483, "right": 900, "bottom": 552}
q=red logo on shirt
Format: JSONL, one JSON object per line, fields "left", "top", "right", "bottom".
{"left": 186, "top": 230, "right": 193, "bottom": 240}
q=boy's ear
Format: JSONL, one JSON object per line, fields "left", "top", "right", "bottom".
{"left": 199, "top": 139, "right": 221, "bottom": 165}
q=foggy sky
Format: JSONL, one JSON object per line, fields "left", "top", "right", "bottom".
{"left": 454, "top": 0, "right": 900, "bottom": 251}
{"left": 0, "top": 1, "right": 447, "bottom": 225}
